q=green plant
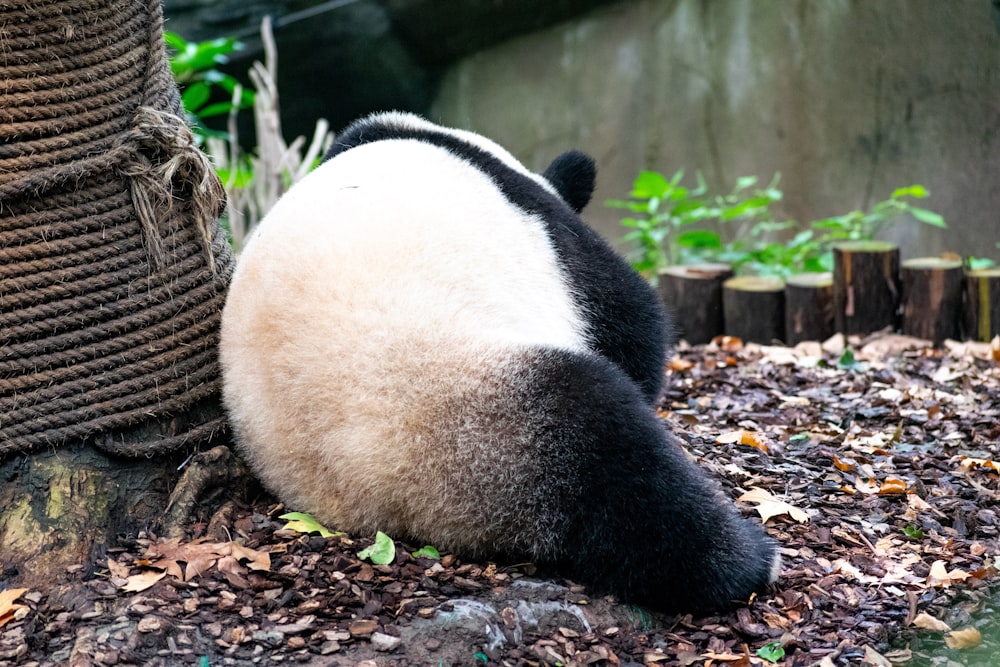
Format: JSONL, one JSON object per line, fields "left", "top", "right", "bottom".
{"left": 607, "top": 170, "right": 712, "bottom": 277}
{"left": 966, "top": 257, "right": 995, "bottom": 270}
{"left": 720, "top": 227, "right": 829, "bottom": 279}
{"left": 967, "top": 253, "right": 998, "bottom": 271}
{"left": 279, "top": 511, "right": 340, "bottom": 537}
{"left": 608, "top": 172, "right": 782, "bottom": 279}
{"left": 168, "top": 19, "right": 333, "bottom": 250}
{"left": 165, "top": 31, "right": 254, "bottom": 142}
{"left": 357, "top": 531, "right": 396, "bottom": 565}
{"left": 809, "top": 185, "right": 946, "bottom": 243}
{"left": 756, "top": 641, "right": 786, "bottom": 662}
{"left": 411, "top": 545, "right": 441, "bottom": 559}
{"left": 613, "top": 169, "right": 948, "bottom": 281}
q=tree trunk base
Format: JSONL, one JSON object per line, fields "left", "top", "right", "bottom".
{"left": 0, "top": 439, "right": 252, "bottom": 591}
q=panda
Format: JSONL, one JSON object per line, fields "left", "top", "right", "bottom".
{"left": 219, "top": 111, "right": 779, "bottom": 613}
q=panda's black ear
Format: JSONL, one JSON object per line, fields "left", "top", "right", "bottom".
{"left": 543, "top": 150, "right": 597, "bottom": 214}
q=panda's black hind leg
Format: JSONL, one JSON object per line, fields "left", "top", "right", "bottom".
{"left": 515, "top": 348, "right": 778, "bottom": 613}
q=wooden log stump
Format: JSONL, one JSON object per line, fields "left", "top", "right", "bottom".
{"left": 964, "top": 268, "right": 1000, "bottom": 341}
{"left": 784, "top": 272, "right": 834, "bottom": 345}
{"left": 657, "top": 263, "right": 733, "bottom": 344}
{"left": 723, "top": 275, "right": 786, "bottom": 344}
{"left": 833, "top": 241, "right": 901, "bottom": 335}
{"left": 900, "top": 257, "right": 963, "bottom": 344}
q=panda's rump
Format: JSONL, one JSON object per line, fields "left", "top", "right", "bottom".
{"left": 220, "top": 139, "right": 593, "bottom": 547}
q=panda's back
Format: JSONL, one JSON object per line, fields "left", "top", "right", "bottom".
{"left": 237, "top": 139, "right": 587, "bottom": 351}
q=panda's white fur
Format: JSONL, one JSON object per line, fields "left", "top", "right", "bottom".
{"left": 221, "top": 112, "right": 779, "bottom": 613}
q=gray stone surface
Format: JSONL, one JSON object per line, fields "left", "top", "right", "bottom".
{"left": 165, "top": 0, "right": 1000, "bottom": 261}
{"left": 432, "top": 0, "right": 1000, "bottom": 261}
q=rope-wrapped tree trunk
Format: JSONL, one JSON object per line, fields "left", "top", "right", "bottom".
{"left": 0, "top": 0, "right": 236, "bottom": 589}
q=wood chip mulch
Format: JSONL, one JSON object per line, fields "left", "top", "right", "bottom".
{"left": 2, "top": 332, "right": 999, "bottom": 667}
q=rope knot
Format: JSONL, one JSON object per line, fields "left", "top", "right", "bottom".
{"left": 117, "top": 106, "right": 226, "bottom": 271}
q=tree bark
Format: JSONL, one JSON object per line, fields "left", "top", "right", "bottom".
{"left": 657, "top": 264, "right": 733, "bottom": 344}
{"left": 784, "top": 272, "right": 834, "bottom": 345}
{"left": 964, "top": 268, "right": 1000, "bottom": 342}
{"left": 900, "top": 257, "right": 963, "bottom": 344}
{"left": 0, "top": 445, "right": 180, "bottom": 590}
{"left": 833, "top": 241, "right": 901, "bottom": 336}
{"left": 722, "top": 276, "right": 786, "bottom": 344}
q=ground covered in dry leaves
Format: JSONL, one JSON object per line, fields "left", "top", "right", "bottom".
{"left": 2, "top": 332, "right": 999, "bottom": 667}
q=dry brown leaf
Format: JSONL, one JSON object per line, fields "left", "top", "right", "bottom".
{"left": 863, "top": 645, "right": 892, "bottom": 667}
{"left": 0, "top": 588, "right": 29, "bottom": 629}
{"left": 911, "top": 612, "right": 951, "bottom": 632}
{"left": 184, "top": 553, "right": 219, "bottom": 581}
{"left": 716, "top": 430, "right": 768, "bottom": 452}
{"left": 992, "top": 335, "right": 1000, "bottom": 364}
{"left": 944, "top": 627, "right": 983, "bottom": 649}
{"left": 878, "top": 478, "right": 908, "bottom": 495}
{"left": 927, "top": 560, "right": 971, "bottom": 588}
{"left": 833, "top": 455, "right": 857, "bottom": 472}
{"left": 955, "top": 456, "right": 1000, "bottom": 474}
{"left": 737, "top": 488, "right": 809, "bottom": 523}
{"left": 138, "top": 537, "right": 272, "bottom": 583}
{"left": 907, "top": 494, "right": 933, "bottom": 511}
{"left": 229, "top": 542, "right": 271, "bottom": 572}
{"left": 710, "top": 335, "right": 744, "bottom": 352}
{"left": 106, "top": 559, "right": 130, "bottom": 580}
{"left": 853, "top": 477, "right": 881, "bottom": 494}
{"left": 668, "top": 357, "right": 695, "bottom": 372}
{"left": 0, "top": 588, "right": 28, "bottom": 612}
{"left": 121, "top": 570, "right": 166, "bottom": 593}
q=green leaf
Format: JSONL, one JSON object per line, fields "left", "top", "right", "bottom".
{"left": 909, "top": 207, "right": 946, "bottom": 228}
{"left": 903, "top": 525, "right": 924, "bottom": 540}
{"left": 280, "top": 512, "right": 339, "bottom": 538}
{"left": 606, "top": 198, "right": 651, "bottom": 213}
{"left": 810, "top": 216, "right": 850, "bottom": 230}
{"left": 756, "top": 641, "right": 785, "bottom": 663}
{"left": 197, "top": 101, "right": 240, "bottom": 118}
{"left": 164, "top": 31, "right": 188, "bottom": 53}
{"left": 676, "top": 230, "right": 722, "bottom": 248}
{"left": 734, "top": 175, "right": 758, "bottom": 192}
{"left": 411, "top": 545, "right": 441, "bottom": 559}
{"left": 180, "top": 82, "right": 211, "bottom": 114}
{"left": 838, "top": 348, "right": 857, "bottom": 370}
{"left": 632, "top": 171, "right": 669, "bottom": 199}
{"left": 892, "top": 184, "right": 928, "bottom": 199}
{"left": 968, "top": 256, "right": 997, "bottom": 271}
{"left": 357, "top": 531, "right": 396, "bottom": 565}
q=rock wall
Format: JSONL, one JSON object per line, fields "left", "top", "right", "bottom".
{"left": 432, "top": 0, "right": 1000, "bottom": 261}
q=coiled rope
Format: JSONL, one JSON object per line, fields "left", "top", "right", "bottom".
{"left": 0, "top": 0, "right": 236, "bottom": 456}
